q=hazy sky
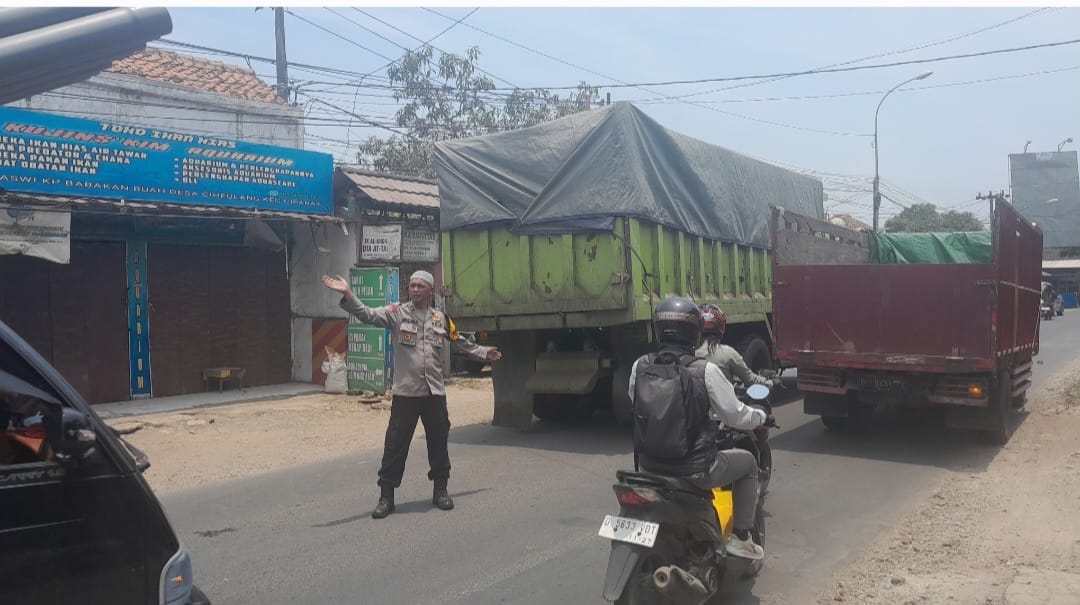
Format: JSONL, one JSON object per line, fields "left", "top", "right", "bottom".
{"left": 167, "top": 6, "right": 1080, "bottom": 225}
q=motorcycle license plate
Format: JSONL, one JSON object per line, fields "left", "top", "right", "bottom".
{"left": 598, "top": 515, "right": 659, "bottom": 548}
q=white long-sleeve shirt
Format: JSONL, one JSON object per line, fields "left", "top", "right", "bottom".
{"left": 629, "top": 357, "right": 767, "bottom": 430}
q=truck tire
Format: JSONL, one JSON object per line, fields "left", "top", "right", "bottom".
{"left": 463, "top": 360, "right": 486, "bottom": 375}
{"left": 737, "top": 335, "right": 773, "bottom": 374}
{"left": 820, "top": 415, "right": 848, "bottom": 431}
{"left": 534, "top": 394, "right": 595, "bottom": 422}
{"left": 611, "top": 362, "right": 634, "bottom": 426}
{"left": 819, "top": 393, "right": 873, "bottom": 432}
{"left": 988, "top": 371, "right": 1013, "bottom": 445}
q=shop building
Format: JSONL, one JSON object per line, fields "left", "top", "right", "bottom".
{"left": 0, "top": 49, "right": 346, "bottom": 403}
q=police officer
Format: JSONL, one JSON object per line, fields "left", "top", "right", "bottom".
{"left": 322, "top": 270, "right": 502, "bottom": 519}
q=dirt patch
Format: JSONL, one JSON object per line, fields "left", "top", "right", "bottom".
{"left": 106, "top": 377, "right": 495, "bottom": 494}
{"left": 817, "top": 360, "right": 1080, "bottom": 605}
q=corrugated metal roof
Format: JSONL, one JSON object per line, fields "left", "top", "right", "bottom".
{"left": 0, "top": 190, "right": 341, "bottom": 222}
{"left": 338, "top": 168, "right": 440, "bottom": 210}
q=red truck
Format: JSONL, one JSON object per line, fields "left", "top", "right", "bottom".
{"left": 771, "top": 199, "right": 1042, "bottom": 443}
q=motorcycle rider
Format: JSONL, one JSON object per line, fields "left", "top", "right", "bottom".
{"left": 628, "top": 296, "right": 774, "bottom": 560}
{"left": 697, "top": 304, "right": 782, "bottom": 389}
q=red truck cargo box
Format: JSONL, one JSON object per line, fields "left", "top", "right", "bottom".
{"left": 771, "top": 200, "right": 1042, "bottom": 375}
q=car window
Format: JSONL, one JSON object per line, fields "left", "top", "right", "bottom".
{"left": 1, "top": 339, "right": 64, "bottom": 468}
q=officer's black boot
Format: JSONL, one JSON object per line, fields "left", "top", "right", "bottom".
{"left": 373, "top": 488, "right": 395, "bottom": 519}
{"left": 432, "top": 483, "right": 454, "bottom": 511}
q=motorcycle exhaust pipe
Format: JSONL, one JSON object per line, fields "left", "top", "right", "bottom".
{"left": 653, "top": 565, "right": 709, "bottom": 596}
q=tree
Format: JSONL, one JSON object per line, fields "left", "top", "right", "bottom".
{"left": 884, "top": 203, "right": 984, "bottom": 233}
{"left": 355, "top": 45, "right": 598, "bottom": 179}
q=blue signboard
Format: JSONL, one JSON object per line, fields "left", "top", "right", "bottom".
{"left": 126, "top": 240, "right": 152, "bottom": 398}
{"left": 0, "top": 106, "right": 333, "bottom": 215}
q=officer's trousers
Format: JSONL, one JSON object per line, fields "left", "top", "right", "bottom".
{"left": 377, "top": 394, "right": 451, "bottom": 490}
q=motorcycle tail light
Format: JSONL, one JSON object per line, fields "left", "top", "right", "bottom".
{"left": 615, "top": 486, "right": 662, "bottom": 506}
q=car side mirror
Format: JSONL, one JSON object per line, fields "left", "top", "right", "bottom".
{"left": 53, "top": 408, "right": 97, "bottom": 464}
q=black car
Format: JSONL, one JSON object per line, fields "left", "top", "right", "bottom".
{"left": 0, "top": 318, "right": 209, "bottom": 605}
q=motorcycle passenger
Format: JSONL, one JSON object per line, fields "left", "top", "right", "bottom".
{"left": 628, "top": 297, "right": 773, "bottom": 560}
{"left": 697, "top": 304, "right": 781, "bottom": 389}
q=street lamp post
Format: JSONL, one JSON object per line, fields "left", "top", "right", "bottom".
{"left": 1024, "top": 140, "right": 1032, "bottom": 153}
{"left": 1057, "top": 137, "right": 1073, "bottom": 152}
{"left": 873, "top": 71, "right": 933, "bottom": 231}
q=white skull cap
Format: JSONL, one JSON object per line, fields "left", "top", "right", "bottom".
{"left": 410, "top": 270, "right": 434, "bottom": 286}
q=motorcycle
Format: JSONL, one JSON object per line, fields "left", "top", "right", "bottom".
{"left": 599, "top": 383, "right": 775, "bottom": 604}
{"left": 1042, "top": 302, "right": 1055, "bottom": 321}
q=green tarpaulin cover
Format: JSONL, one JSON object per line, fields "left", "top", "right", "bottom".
{"left": 871, "top": 231, "right": 993, "bottom": 264}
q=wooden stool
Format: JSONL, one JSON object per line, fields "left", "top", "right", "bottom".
{"left": 202, "top": 367, "right": 246, "bottom": 393}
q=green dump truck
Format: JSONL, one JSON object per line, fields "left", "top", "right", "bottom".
{"left": 434, "top": 104, "right": 824, "bottom": 429}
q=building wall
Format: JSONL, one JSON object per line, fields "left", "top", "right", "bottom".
{"left": 11, "top": 73, "right": 303, "bottom": 147}
{"left": 288, "top": 220, "right": 358, "bottom": 383}
{"left": 8, "top": 74, "right": 357, "bottom": 387}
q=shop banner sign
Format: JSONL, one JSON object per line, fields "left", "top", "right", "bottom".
{"left": 402, "top": 228, "right": 439, "bottom": 262}
{"left": 0, "top": 106, "right": 334, "bottom": 215}
{"left": 0, "top": 205, "right": 70, "bottom": 263}
{"left": 361, "top": 224, "right": 402, "bottom": 261}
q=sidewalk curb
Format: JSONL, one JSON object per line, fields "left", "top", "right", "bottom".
{"left": 95, "top": 385, "right": 323, "bottom": 420}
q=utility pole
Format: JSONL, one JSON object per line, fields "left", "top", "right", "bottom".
{"left": 976, "top": 190, "right": 1009, "bottom": 220}
{"left": 274, "top": 7, "right": 289, "bottom": 102}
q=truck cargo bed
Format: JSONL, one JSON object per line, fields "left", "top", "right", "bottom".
{"left": 771, "top": 201, "right": 1042, "bottom": 374}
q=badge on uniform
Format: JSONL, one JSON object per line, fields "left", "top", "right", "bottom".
{"left": 432, "top": 311, "right": 442, "bottom": 325}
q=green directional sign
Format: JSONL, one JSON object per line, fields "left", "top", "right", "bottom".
{"left": 346, "top": 357, "right": 386, "bottom": 394}
{"left": 347, "top": 324, "right": 387, "bottom": 357}
{"left": 347, "top": 267, "right": 398, "bottom": 394}
{"left": 349, "top": 267, "right": 390, "bottom": 307}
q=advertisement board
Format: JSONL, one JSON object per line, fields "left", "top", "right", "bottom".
{"left": 0, "top": 205, "right": 70, "bottom": 263}
{"left": 0, "top": 107, "right": 333, "bottom": 214}
{"left": 361, "top": 224, "right": 402, "bottom": 261}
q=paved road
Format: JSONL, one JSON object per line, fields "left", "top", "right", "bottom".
{"left": 165, "top": 314, "right": 1080, "bottom": 605}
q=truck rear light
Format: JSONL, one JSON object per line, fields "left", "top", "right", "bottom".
{"left": 932, "top": 378, "right": 989, "bottom": 400}
{"left": 614, "top": 486, "right": 662, "bottom": 506}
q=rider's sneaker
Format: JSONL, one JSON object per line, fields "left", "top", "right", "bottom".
{"left": 725, "top": 533, "right": 764, "bottom": 560}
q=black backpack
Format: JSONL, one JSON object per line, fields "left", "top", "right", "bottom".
{"left": 631, "top": 352, "right": 702, "bottom": 464}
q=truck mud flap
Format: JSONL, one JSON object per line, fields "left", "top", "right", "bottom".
{"left": 602, "top": 542, "right": 643, "bottom": 601}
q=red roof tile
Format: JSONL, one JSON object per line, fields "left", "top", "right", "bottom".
{"left": 106, "top": 48, "right": 285, "bottom": 105}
